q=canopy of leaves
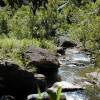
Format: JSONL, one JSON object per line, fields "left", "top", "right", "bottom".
{"left": 0, "top": 0, "right": 48, "bottom": 14}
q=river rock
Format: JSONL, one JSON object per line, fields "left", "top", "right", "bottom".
{"left": 0, "top": 95, "right": 15, "bottom": 100}
{"left": 27, "top": 92, "right": 66, "bottom": 100}
{"left": 0, "top": 60, "right": 46, "bottom": 100}
{"left": 86, "top": 72, "right": 100, "bottom": 79}
{"left": 85, "top": 72, "right": 100, "bottom": 86}
{"left": 27, "top": 92, "right": 48, "bottom": 100}
{"left": 34, "top": 73, "right": 47, "bottom": 89}
{"left": 22, "top": 46, "right": 60, "bottom": 71}
{"left": 56, "top": 47, "right": 66, "bottom": 55}
{"left": 34, "top": 74, "right": 46, "bottom": 80}
{"left": 47, "top": 81, "right": 83, "bottom": 93}
{"left": 57, "top": 36, "right": 77, "bottom": 48}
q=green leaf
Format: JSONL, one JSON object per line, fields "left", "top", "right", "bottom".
{"left": 56, "top": 86, "right": 62, "bottom": 100}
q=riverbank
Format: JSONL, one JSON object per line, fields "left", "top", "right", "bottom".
{"left": 0, "top": 38, "right": 100, "bottom": 100}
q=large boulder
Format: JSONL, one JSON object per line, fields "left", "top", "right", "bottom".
{"left": 27, "top": 92, "right": 49, "bottom": 100}
{"left": 57, "top": 36, "right": 77, "bottom": 48}
{"left": 22, "top": 46, "right": 60, "bottom": 73}
{"left": 0, "top": 60, "right": 47, "bottom": 100}
{"left": 22, "top": 46, "right": 61, "bottom": 86}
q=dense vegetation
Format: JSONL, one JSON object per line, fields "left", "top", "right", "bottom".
{"left": 0, "top": 0, "right": 100, "bottom": 67}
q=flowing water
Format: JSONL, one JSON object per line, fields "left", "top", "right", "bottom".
{"left": 58, "top": 48, "right": 100, "bottom": 100}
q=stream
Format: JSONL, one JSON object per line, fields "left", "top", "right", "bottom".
{"left": 58, "top": 48, "right": 100, "bottom": 100}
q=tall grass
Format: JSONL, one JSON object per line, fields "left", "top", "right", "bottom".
{"left": 0, "top": 37, "right": 56, "bottom": 68}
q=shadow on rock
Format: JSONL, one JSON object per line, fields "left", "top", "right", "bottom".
{"left": 0, "top": 60, "right": 47, "bottom": 100}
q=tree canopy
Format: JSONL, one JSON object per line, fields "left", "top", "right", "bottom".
{"left": 0, "top": 0, "right": 48, "bottom": 14}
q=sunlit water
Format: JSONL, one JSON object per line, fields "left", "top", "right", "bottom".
{"left": 58, "top": 48, "right": 99, "bottom": 100}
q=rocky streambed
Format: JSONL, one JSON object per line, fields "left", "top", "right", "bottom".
{"left": 0, "top": 44, "right": 100, "bottom": 100}
{"left": 58, "top": 47, "right": 100, "bottom": 100}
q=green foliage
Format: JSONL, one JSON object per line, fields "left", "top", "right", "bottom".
{"left": 95, "top": 54, "right": 100, "bottom": 67}
{"left": 0, "top": 37, "right": 56, "bottom": 69}
{"left": 36, "top": 86, "right": 62, "bottom": 100}
{"left": 65, "top": 0, "right": 100, "bottom": 52}
{"left": 48, "top": 87, "right": 62, "bottom": 100}
{"left": 36, "top": 85, "right": 42, "bottom": 100}
{"left": 1, "top": 0, "right": 48, "bottom": 14}
{"left": 0, "top": 18, "right": 8, "bottom": 34}
{"left": 56, "top": 87, "right": 62, "bottom": 100}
